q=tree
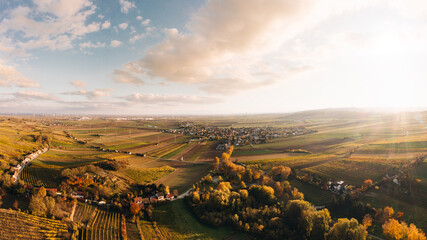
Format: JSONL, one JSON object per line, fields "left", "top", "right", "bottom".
{"left": 217, "top": 182, "right": 232, "bottom": 191}
{"left": 239, "top": 189, "right": 248, "bottom": 200}
{"left": 158, "top": 184, "right": 167, "bottom": 193}
{"left": 327, "top": 218, "right": 367, "bottom": 240}
{"left": 130, "top": 202, "right": 140, "bottom": 217}
{"left": 362, "top": 214, "right": 373, "bottom": 228}
{"left": 383, "top": 219, "right": 426, "bottom": 240}
{"left": 285, "top": 200, "right": 315, "bottom": 239}
{"left": 214, "top": 156, "right": 220, "bottom": 165}
{"left": 29, "top": 196, "right": 47, "bottom": 217}
{"left": 221, "top": 152, "right": 230, "bottom": 161}
{"left": 38, "top": 186, "right": 46, "bottom": 198}
{"left": 12, "top": 199, "right": 19, "bottom": 210}
{"left": 362, "top": 179, "right": 373, "bottom": 191}
{"left": 191, "top": 191, "right": 200, "bottom": 203}
{"left": 271, "top": 166, "right": 291, "bottom": 180}
{"left": 383, "top": 206, "right": 395, "bottom": 219}
{"left": 310, "top": 208, "right": 332, "bottom": 240}
{"left": 249, "top": 185, "right": 275, "bottom": 205}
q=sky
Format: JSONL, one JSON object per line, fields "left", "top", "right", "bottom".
{"left": 0, "top": 0, "right": 427, "bottom": 115}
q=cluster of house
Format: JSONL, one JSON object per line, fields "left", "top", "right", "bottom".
{"left": 12, "top": 148, "right": 48, "bottom": 182}
{"left": 328, "top": 181, "right": 349, "bottom": 193}
{"left": 133, "top": 190, "right": 178, "bottom": 209}
{"left": 164, "top": 124, "right": 316, "bottom": 146}
{"left": 70, "top": 191, "right": 110, "bottom": 206}
{"left": 385, "top": 173, "right": 400, "bottom": 185}
{"left": 24, "top": 185, "right": 62, "bottom": 196}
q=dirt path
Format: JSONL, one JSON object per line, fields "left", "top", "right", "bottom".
{"left": 70, "top": 201, "right": 77, "bottom": 221}
{"left": 173, "top": 188, "right": 192, "bottom": 200}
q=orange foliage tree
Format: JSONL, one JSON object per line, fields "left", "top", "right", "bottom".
{"left": 383, "top": 219, "right": 426, "bottom": 240}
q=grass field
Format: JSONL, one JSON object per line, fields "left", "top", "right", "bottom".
{"left": 140, "top": 198, "right": 247, "bottom": 240}
{"left": 123, "top": 166, "right": 175, "bottom": 184}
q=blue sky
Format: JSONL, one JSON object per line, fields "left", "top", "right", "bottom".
{"left": 0, "top": 0, "right": 427, "bottom": 115}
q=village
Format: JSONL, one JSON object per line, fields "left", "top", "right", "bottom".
{"left": 164, "top": 123, "right": 316, "bottom": 147}
{"left": 11, "top": 147, "right": 48, "bottom": 183}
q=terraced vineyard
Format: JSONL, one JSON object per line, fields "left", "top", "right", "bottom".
{"left": 145, "top": 143, "right": 188, "bottom": 158}
{"left": 21, "top": 163, "right": 60, "bottom": 187}
{"left": 0, "top": 208, "right": 69, "bottom": 240}
{"left": 73, "top": 203, "right": 97, "bottom": 224}
{"left": 79, "top": 208, "right": 121, "bottom": 240}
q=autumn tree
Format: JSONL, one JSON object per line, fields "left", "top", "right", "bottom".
{"left": 310, "top": 208, "right": 332, "bottom": 240}
{"left": 271, "top": 165, "right": 291, "bottom": 181}
{"left": 38, "top": 186, "right": 47, "bottom": 198}
{"left": 130, "top": 202, "right": 140, "bottom": 220}
{"left": 327, "top": 218, "right": 367, "bottom": 240}
{"left": 249, "top": 185, "right": 275, "bottom": 205}
{"left": 191, "top": 191, "right": 200, "bottom": 203}
{"left": 362, "top": 214, "right": 373, "bottom": 228}
{"left": 383, "top": 219, "right": 426, "bottom": 240}
{"left": 362, "top": 179, "right": 373, "bottom": 191}
{"left": 383, "top": 206, "right": 395, "bottom": 219}
{"left": 217, "top": 182, "right": 232, "bottom": 192}
{"left": 29, "top": 196, "right": 47, "bottom": 217}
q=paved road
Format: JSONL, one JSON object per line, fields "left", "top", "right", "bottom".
{"left": 14, "top": 150, "right": 47, "bottom": 185}
{"left": 173, "top": 188, "right": 192, "bottom": 200}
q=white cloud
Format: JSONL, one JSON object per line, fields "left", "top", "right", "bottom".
{"left": 0, "top": 0, "right": 100, "bottom": 51}
{"left": 123, "top": 93, "right": 218, "bottom": 105}
{"left": 63, "top": 88, "right": 113, "bottom": 99}
{"left": 98, "top": 14, "right": 104, "bottom": 19}
{"left": 130, "top": 33, "right": 146, "bottom": 43}
{"left": 117, "top": 0, "right": 367, "bottom": 94}
{"left": 112, "top": 69, "right": 144, "bottom": 85}
{"left": 79, "top": 41, "right": 105, "bottom": 49}
{"left": 119, "top": 0, "right": 136, "bottom": 14}
{"left": 0, "top": 63, "right": 40, "bottom": 88}
{"left": 141, "top": 19, "right": 151, "bottom": 26}
{"left": 102, "top": 20, "right": 111, "bottom": 29}
{"left": 11, "top": 90, "right": 58, "bottom": 101}
{"left": 70, "top": 80, "right": 87, "bottom": 88}
{"left": 110, "top": 40, "right": 123, "bottom": 48}
{"left": 119, "top": 23, "right": 128, "bottom": 30}
{"left": 136, "top": 16, "right": 143, "bottom": 20}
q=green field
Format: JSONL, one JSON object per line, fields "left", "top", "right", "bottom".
{"left": 142, "top": 198, "right": 246, "bottom": 240}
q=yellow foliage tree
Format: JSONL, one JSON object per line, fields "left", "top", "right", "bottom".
{"left": 38, "top": 187, "right": 46, "bottom": 198}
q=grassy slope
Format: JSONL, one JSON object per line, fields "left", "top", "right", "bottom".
{"left": 148, "top": 199, "right": 246, "bottom": 240}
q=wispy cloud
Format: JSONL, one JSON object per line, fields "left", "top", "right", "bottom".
{"left": 112, "top": 69, "right": 144, "bottom": 85}
{"left": 79, "top": 41, "right": 106, "bottom": 49}
{"left": 70, "top": 80, "right": 87, "bottom": 88}
{"left": 0, "top": 63, "right": 40, "bottom": 88}
{"left": 10, "top": 90, "right": 58, "bottom": 101}
{"left": 63, "top": 88, "right": 113, "bottom": 99}
{"left": 122, "top": 93, "right": 219, "bottom": 105}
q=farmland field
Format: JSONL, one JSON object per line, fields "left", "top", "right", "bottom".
{"left": 0, "top": 208, "right": 69, "bottom": 239}
{"left": 140, "top": 198, "right": 247, "bottom": 240}
{"left": 2, "top": 111, "right": 427, "bottom": 235}
{"left": 79, "top": 208, "right": 121, "bottom": 240}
